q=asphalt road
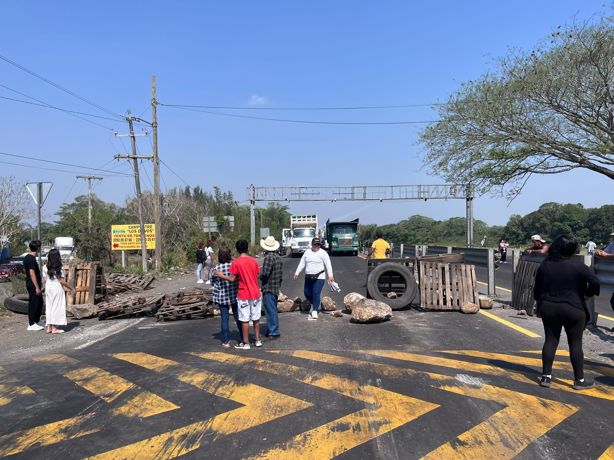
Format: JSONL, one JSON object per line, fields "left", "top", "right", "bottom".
{"left": 1, "top": 254, "right": 613, "bottom": 459}
{"left": 475, "top": 261, "right": 614, "bottom": 322}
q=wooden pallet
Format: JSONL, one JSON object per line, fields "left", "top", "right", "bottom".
{"left": 106, "top": 273, "right": 155, "bottom": 296}
{"left": 156, "top": 302, "right": 213, "bottom": 321}
{"left": 65, "top": 263, "right": 106, "bottom": 307}
{"left": 419, "top": 261, "right": 478, "bottom": 310}
{"left": 98, "top": 293, "right": 166, "bottom": 320}
{"left": 512, "top": 259, "right": 540, "bottom": 315}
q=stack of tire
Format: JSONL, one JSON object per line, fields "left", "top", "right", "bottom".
{"left": 366, "top": 262, "right": 418, "bottom": 310}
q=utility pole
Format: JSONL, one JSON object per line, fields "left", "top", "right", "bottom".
{"left": 151, "top": 75, "right": 161, "bottom": 271}
{"left": 76, "top": 175, "right": 103, "bottom": 231}
{"left": 115, "top": 110, "right": 152, "bottom": 273}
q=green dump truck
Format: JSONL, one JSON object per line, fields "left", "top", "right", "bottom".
{"left": 326, "top": 218, "right": 359, "bottom": 256}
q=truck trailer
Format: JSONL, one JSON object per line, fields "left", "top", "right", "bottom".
{"left": 326, "top": 218, "right": 359, "bottom": 255}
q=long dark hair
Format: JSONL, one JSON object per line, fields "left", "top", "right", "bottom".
{"left": 46, "top": 248, "right": 63, "bottom": 279}
{"left": 547, "top": 235, "right": 578, "bottom": 259}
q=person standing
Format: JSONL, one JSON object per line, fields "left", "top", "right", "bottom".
{"left": 534, "top": 235, "right": 600, "bottom": 390}
{"left": 595, "top": 231, "right": 614, "bottom": 315}
{"left": 585, "top": 240, "right": 597, "bottom": 256}
{"left": 293, "top": 238, "right": 334, "bottom": 321}
{"left": 195, "top": 241, "right": 206, "bottom": 283}
{"left": 498, "top": 238, "right": 509, "bottom": 263}
{"left": 210, "top": 246, "right": 240, "bottom": 347}
{"left": 203, "top": 240, "right": 215, "bottom": 284}
{"left": 24, "top": 240, "right": 44, "bottom": 331}
{"left": 368, "top": 231, "right": 391, "bottom": 259}
{"left": 260, "top": 236, "right": 283, "bottom": 338}
{"left": 215, "top": 240, "right": 262, "bottom": 349}
{"left": 43, "top": 249, "right": 75, "bottom": 334}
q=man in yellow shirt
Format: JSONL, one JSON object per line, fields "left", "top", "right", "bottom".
{"left": 368, "top": 231, "right": 391, "bottom": 259}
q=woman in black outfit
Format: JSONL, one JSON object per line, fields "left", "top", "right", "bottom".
{"left": 534, "top": 235, "right": 600, "bottom": 390}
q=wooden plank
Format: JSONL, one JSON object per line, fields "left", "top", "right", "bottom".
{"left": 450, "top": 265, "right": 459, "bottom": 309}
{"left": 437, "top": 264, "right": 444, "bottom": 308}
{"left": 88, "top": 263, "right": 98, "bottom": 304}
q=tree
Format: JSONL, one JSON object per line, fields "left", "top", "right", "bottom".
{"left": 420, "top": 20, "right": 614, "bottom": 198}
{"left": 0, "top": 177, "right": 33, "bottom": 255}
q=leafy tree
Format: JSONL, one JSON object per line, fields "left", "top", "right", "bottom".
{"left": 420, "top": 20, "right": 614, "bottom": 198}
{"left": 55, "top": 195, "right": 124, "bottom": 263}
{"left": 0, "top": 177, "right": 33, "bottom": 256}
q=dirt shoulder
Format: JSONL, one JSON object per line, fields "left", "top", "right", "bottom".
{"left": 0, "top": 268, "right": 202, "bottom": 365}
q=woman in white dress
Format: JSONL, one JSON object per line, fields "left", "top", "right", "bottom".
{"left": 44, "top": 249, "right": 75, "bottom": 334}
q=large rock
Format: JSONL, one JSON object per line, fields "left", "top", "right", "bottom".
{"left": 320, "top": 296, "right": 336, "bottom": 311}
{"left": 351, "top": 298, "right": 392, "bottom": 323}
{"left": 277, "top": 299, "right": 297, "bottom": 313}
{"left": 278, "top": 292, "right": 289, "bottom": 302}
{"left": 68, "top": 303, "right": 98, "bottom": 319}
{"left": 460, "top": 301, "right": 479, "bottom": 314}
{"left": 343, "top": 292, "right": 366, "bottom": 312}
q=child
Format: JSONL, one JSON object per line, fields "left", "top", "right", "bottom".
{"left": 215, "top": 240, "right": 261, "bottom": 349}
{"left": 210, "top": 246, "right": 241, "bottom": 347}
{"left": 44, "top": 249, "right": 75, "bottom": 334}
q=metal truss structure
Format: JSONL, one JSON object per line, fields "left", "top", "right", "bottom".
{"left": 246, "top": 184, "right": 474, "bottom": 247}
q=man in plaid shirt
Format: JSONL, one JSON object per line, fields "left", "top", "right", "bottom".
{"left": 260, "top": 236, "right": 283, "bottom": 338}
{"left": 210, "top": 247, "right": 240, "bottom": 347}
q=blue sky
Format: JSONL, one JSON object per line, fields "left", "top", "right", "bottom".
{"left": 1, "top": 1, "right": 611, "bottom": 228}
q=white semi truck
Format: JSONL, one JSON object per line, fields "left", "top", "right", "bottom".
{"left": 54, "top": 236, "right": 75, "bottom": 263}
{"left": 287, "top": 214, "right": 318, "bottom": 256}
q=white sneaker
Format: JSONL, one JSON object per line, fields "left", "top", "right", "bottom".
{"left": 37, "top": 320, "right": 46, "bottom": 327}
{"left": 27, "top": 324, "right": 44, "bottom": 331}
{"left": 308, "top": 311, "right": 318, "bottom": 321}
{"left": 196, "top": 279, "right": 204, "bottom": 284}
{"left": 204, "top": 280, "right": 211, "bottom": 285}
{"left": 254, "top": 340, "right": 262, "bottom": 348}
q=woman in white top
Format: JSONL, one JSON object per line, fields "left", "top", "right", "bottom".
{"left": 43, "top": 249, "right": 75, "bottom": 334}
{"left": 293, "top": 238, "right": 334, "bottom": 320}
{"left": 203, "top": 240, "right": 215, "bottom": 284}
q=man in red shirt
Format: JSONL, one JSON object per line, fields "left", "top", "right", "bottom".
{"left": 215, "top": 240, "right": 262, "bottom": 349}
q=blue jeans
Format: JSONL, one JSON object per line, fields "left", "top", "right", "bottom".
{"left": 219, "top": 302, "right": 241, "bottom": 343}
{"left": 304, "top": 278, "right": 325, "bottom": 312}
{"left": 263, "top": 292, "right": 280, "bottom": 336}
{"left": 195, "top": 263, "right": 203, "bottom": 281}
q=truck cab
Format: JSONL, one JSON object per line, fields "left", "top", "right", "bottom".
{"left": 289, "top": 214, "right": 318, "bottom": 256}
{"left": 326, "top": 218, "right": 359, "bottom": 256}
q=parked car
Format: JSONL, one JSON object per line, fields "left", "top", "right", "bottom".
{"left": 0, "top": 263, "right": 23, "bottom": 281}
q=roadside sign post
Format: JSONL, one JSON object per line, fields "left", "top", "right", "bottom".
{"left": 111, "top": 224, "right": 156, "bottom": 271}
{"left": 25, "top": 182, "right": 52, "bottom": 269}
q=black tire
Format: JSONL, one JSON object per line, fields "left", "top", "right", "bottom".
{"left": 367, "top": 262, "right": 418, "bottom": 310}
{"left": 4, "top": 294, "right": 31, "bottom": 315}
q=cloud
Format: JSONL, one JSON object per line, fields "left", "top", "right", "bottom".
{"left": 248, "top": 94, "right": 269, "bottom": 106}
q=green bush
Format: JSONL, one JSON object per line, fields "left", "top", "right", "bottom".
{"left": 11, "top": 274, "right": 27, "bottom": 295}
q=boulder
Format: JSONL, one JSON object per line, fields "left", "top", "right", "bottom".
{"left": 68, "top": 303, "right": 98, "bottom": 319}
{"left": 330, "top": 310, "right": 344, "bottom": 318}
{"left": 351, "top": 298, "right": 392, "bottom": 323}
{"left": 460, "top": 301, "right": 479, "bottom": 314}
{"left": 343, "top": 292, "right": 366, "bottom": 312}
{"left": 320, "top": 296, "right": 337, "bottom": 311}
{"left": 277, "top": 299, "right": 297, "bottom": 313}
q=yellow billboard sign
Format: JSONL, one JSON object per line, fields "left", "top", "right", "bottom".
{"left": 111, "top": 224, "right": 156, "bottom": 250}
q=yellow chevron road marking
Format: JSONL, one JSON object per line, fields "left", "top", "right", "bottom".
{"left": 274, "top": 351, "right": 578, "bottom": 460}
{"left": 478, "top": 309, "right": 541, "bottom": 337}
{"left": 443, "top": 350, "right": 614, "bottom": 397}
{"left": 194, "top": 352, "right": 438, "bottom": 460}
{"left": 598, "top": 443, "right": 614, "bottom": 460}
{"left": 89, "top": 352, "right": 311, "bottom": 459}
{"left": 0, "top": 415, "right": 98, "bottom": 457}
{"left": 367, "top": 350, "right": 614, "bottom": 400}
{"left": 0, "top": 365, "right": 35, "bottom": 407}
{"left": 33, "top": 354, "right": 179, "bottom": 417}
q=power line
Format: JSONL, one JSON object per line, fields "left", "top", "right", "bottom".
{"left": 0, "top": 159, "right": 129, "bottom": 177}
{"left": 160, "top": 159, "right": 190, "bottom": 187}
{"left": 0, "top": 53, "right": 124, "bottom": 120}
{"left": 0, "top": 151, "right": 132, "bottom": 176}
{"left": 160, "top": 102, "right": 442, "bottom": 110}
{"left": 0, "top": 91, "right": 119, "bottom": 131}
{"left": 162, "top": 105, "right": 436, "bottom": 125}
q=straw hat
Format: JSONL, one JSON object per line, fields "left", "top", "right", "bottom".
{"left": 260, "top": 236, "right": 280, "bottom": 252}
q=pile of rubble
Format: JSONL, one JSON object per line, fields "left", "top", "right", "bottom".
{"left": 105, "top": 273, "right": 155, "bottom": 296}
{"left": 98, "top": 293, "right": 166, "bottom": 320}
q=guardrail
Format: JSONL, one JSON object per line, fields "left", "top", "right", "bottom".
{"left": 594, "top": 256, "right": 614, "bottom": 291}
{"left": 424, "top": 246, "right": 450, "bottom": 256}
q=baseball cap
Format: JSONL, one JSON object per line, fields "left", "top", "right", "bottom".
{"left": 531, "top": 234, "right": 546, "bottom": 243}
{"left": 311, "top": 238, "right": 321, "bottom": 246}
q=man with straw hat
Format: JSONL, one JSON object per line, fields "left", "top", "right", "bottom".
{"left": 260, "top": 236, "right": 283, "bottom": 339}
